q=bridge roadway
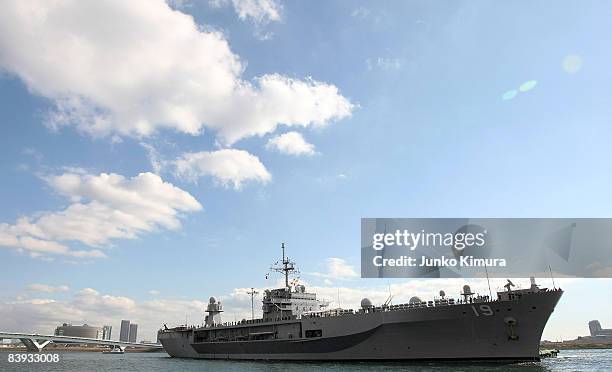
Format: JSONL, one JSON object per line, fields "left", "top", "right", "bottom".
{"left": 0, "top": 331, "right": 163, "bottom": 352}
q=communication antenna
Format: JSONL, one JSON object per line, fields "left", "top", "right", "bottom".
{"left": 549, "top": 265, "right": 557, "bottom": 290}
{"left": 484, "top": 262, "right": 493, "bottom": 299}
{"left": 378, "top": 224, "right": 388, "bottom": 278}
{"left": 246, "top": 287, "right": 259, "bottom": 320}
{"left": 270, "top": 242, "right": 297, "bottom": 288}
{"left": 384, "top": 284, "right": 394, "bottom": 306}
{"left": 337, "top": 288, "right": 341, "bottom": 308}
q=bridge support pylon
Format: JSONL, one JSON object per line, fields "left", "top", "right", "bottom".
{"left": 19, "top": 338, "right": 52, "bottom": 352}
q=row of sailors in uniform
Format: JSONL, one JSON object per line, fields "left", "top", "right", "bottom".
{"left": 304, "top": 298, "right": 460, "bottom": 318}
{"left": 381, "top": 298, "right": 456, "bottom": 311}
{"left": 302, "top": 294, "right": 497, "bottom": 318}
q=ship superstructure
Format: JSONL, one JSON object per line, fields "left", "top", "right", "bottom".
{"left": 158, "top": 244, "right": 563, "bottom": 361}
{"left": 262, "top": 243, "right": 328, "bottom": 321}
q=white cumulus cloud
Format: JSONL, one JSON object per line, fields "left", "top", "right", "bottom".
{"left": 27, "top": 284, "right": 70, "bottom": 293}
{"left": 72, "top": 288, "right": 137, "bottom": 313}
{"left": 172, "top": 149, "right": 271, "bottom": 189}
{"left": 0, "top": 0, "right": 352, "bottom": 144}
{"left": 0, "top": 172, "right": 202, "bottom": 259}
{"left": 210, "top": 0, "right": 282, "bottom": 25}
{"left": 0, "top": 288, "right": 208, "bottom": 342}
{"left": 326, "top": 258, "right": 359, "bottom": 279}
{"left": 309, "top": 258, "right": 358, "bottom": 280}
{"left": 266, "top": 131, "right": 317, "bottom": 156}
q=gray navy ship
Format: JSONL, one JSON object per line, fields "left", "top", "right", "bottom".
{"left": 158, "top": 243, "right": 563, "bottom": 361}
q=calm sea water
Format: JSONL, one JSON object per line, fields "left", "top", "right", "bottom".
{"left": 0, "top": 349, "right": 611, "bottom": 372}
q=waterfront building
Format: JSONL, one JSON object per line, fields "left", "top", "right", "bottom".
{"left": 54, "top": 323, "right": 102, "bottom": 339}
{"left": 589, "top": 320, "right": 612, "bottom": 337}
{"left": 120, "top": 320, "right": 130, "bottom": 342}
{"left": 102, "top": 325, "right": 112, "bottom": 340}
{"left": 129, "top": 323, "right": 138, "bottom": 343}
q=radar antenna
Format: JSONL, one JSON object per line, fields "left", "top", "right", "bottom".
{"left": 504, "top": 279, "right": 515, "bottom": 292}
{"left": 270, "top": 242, "right": 297, "bottom": 288}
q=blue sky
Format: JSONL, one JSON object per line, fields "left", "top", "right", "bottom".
{"left": 0, "top": 0, "right": 611, "bottom": 341}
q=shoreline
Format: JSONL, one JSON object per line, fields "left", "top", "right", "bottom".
{"left": 541, "top": 343, "right": 612, "bottom": 350}
{"left": 0, "top": 345, "right": 164, "bottom": 353}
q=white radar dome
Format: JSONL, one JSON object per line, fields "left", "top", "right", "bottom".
{"left": 409, "top": 296, "right": 422, "bottom": 304}
{"left": 360, "top": 298, "right": 372, "bottom": 308}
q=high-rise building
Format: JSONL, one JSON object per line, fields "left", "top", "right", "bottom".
{"left": 589, "top": 320, "right": 612, "bottom": 337}
{"left": 120, "top": 320, "right": 130, "bottom": 342}
{"left": 102, "top": 325, "right": 112, "bottom": 340}
{"left": 129, "top": 323, "right": 138, "bottom": 343}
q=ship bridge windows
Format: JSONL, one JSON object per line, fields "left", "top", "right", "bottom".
{"left": 305, "top": 329, "right": 322, "bottom": 338}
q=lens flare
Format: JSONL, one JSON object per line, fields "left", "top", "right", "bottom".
{"left": 519, "top": 80, "right": 537, "bottom": 92}
{"left": 502, "top": 90, "right": 518, "bottom": 100}
{"left": 563, "top": 55, "right": 582, "bottom": 74}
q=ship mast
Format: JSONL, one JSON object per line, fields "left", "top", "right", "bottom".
{"left": 270, "top": 242, "right": 296, "bottom": 288}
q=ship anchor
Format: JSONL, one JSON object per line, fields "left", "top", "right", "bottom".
{"left": 504, "top": 316, "right": 519, "bottom": 341}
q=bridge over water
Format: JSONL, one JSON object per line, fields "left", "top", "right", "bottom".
{"left": 0, "top": 331, "right": 163, "bottom": 352}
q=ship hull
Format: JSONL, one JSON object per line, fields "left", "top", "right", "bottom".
{"left": 159, "top": 289, "right": 562, "bottom": 361}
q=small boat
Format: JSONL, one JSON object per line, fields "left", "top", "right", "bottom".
{"left": 102, "top": 347, "right": 125, "bottom": 354}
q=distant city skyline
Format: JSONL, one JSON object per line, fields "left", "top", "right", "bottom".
{"left": 1, "top": 0, "right": 611, "bottom": 343}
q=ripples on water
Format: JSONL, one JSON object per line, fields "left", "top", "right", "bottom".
{"left": 0, "top": 349, "right": 610, "bottom": 372}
